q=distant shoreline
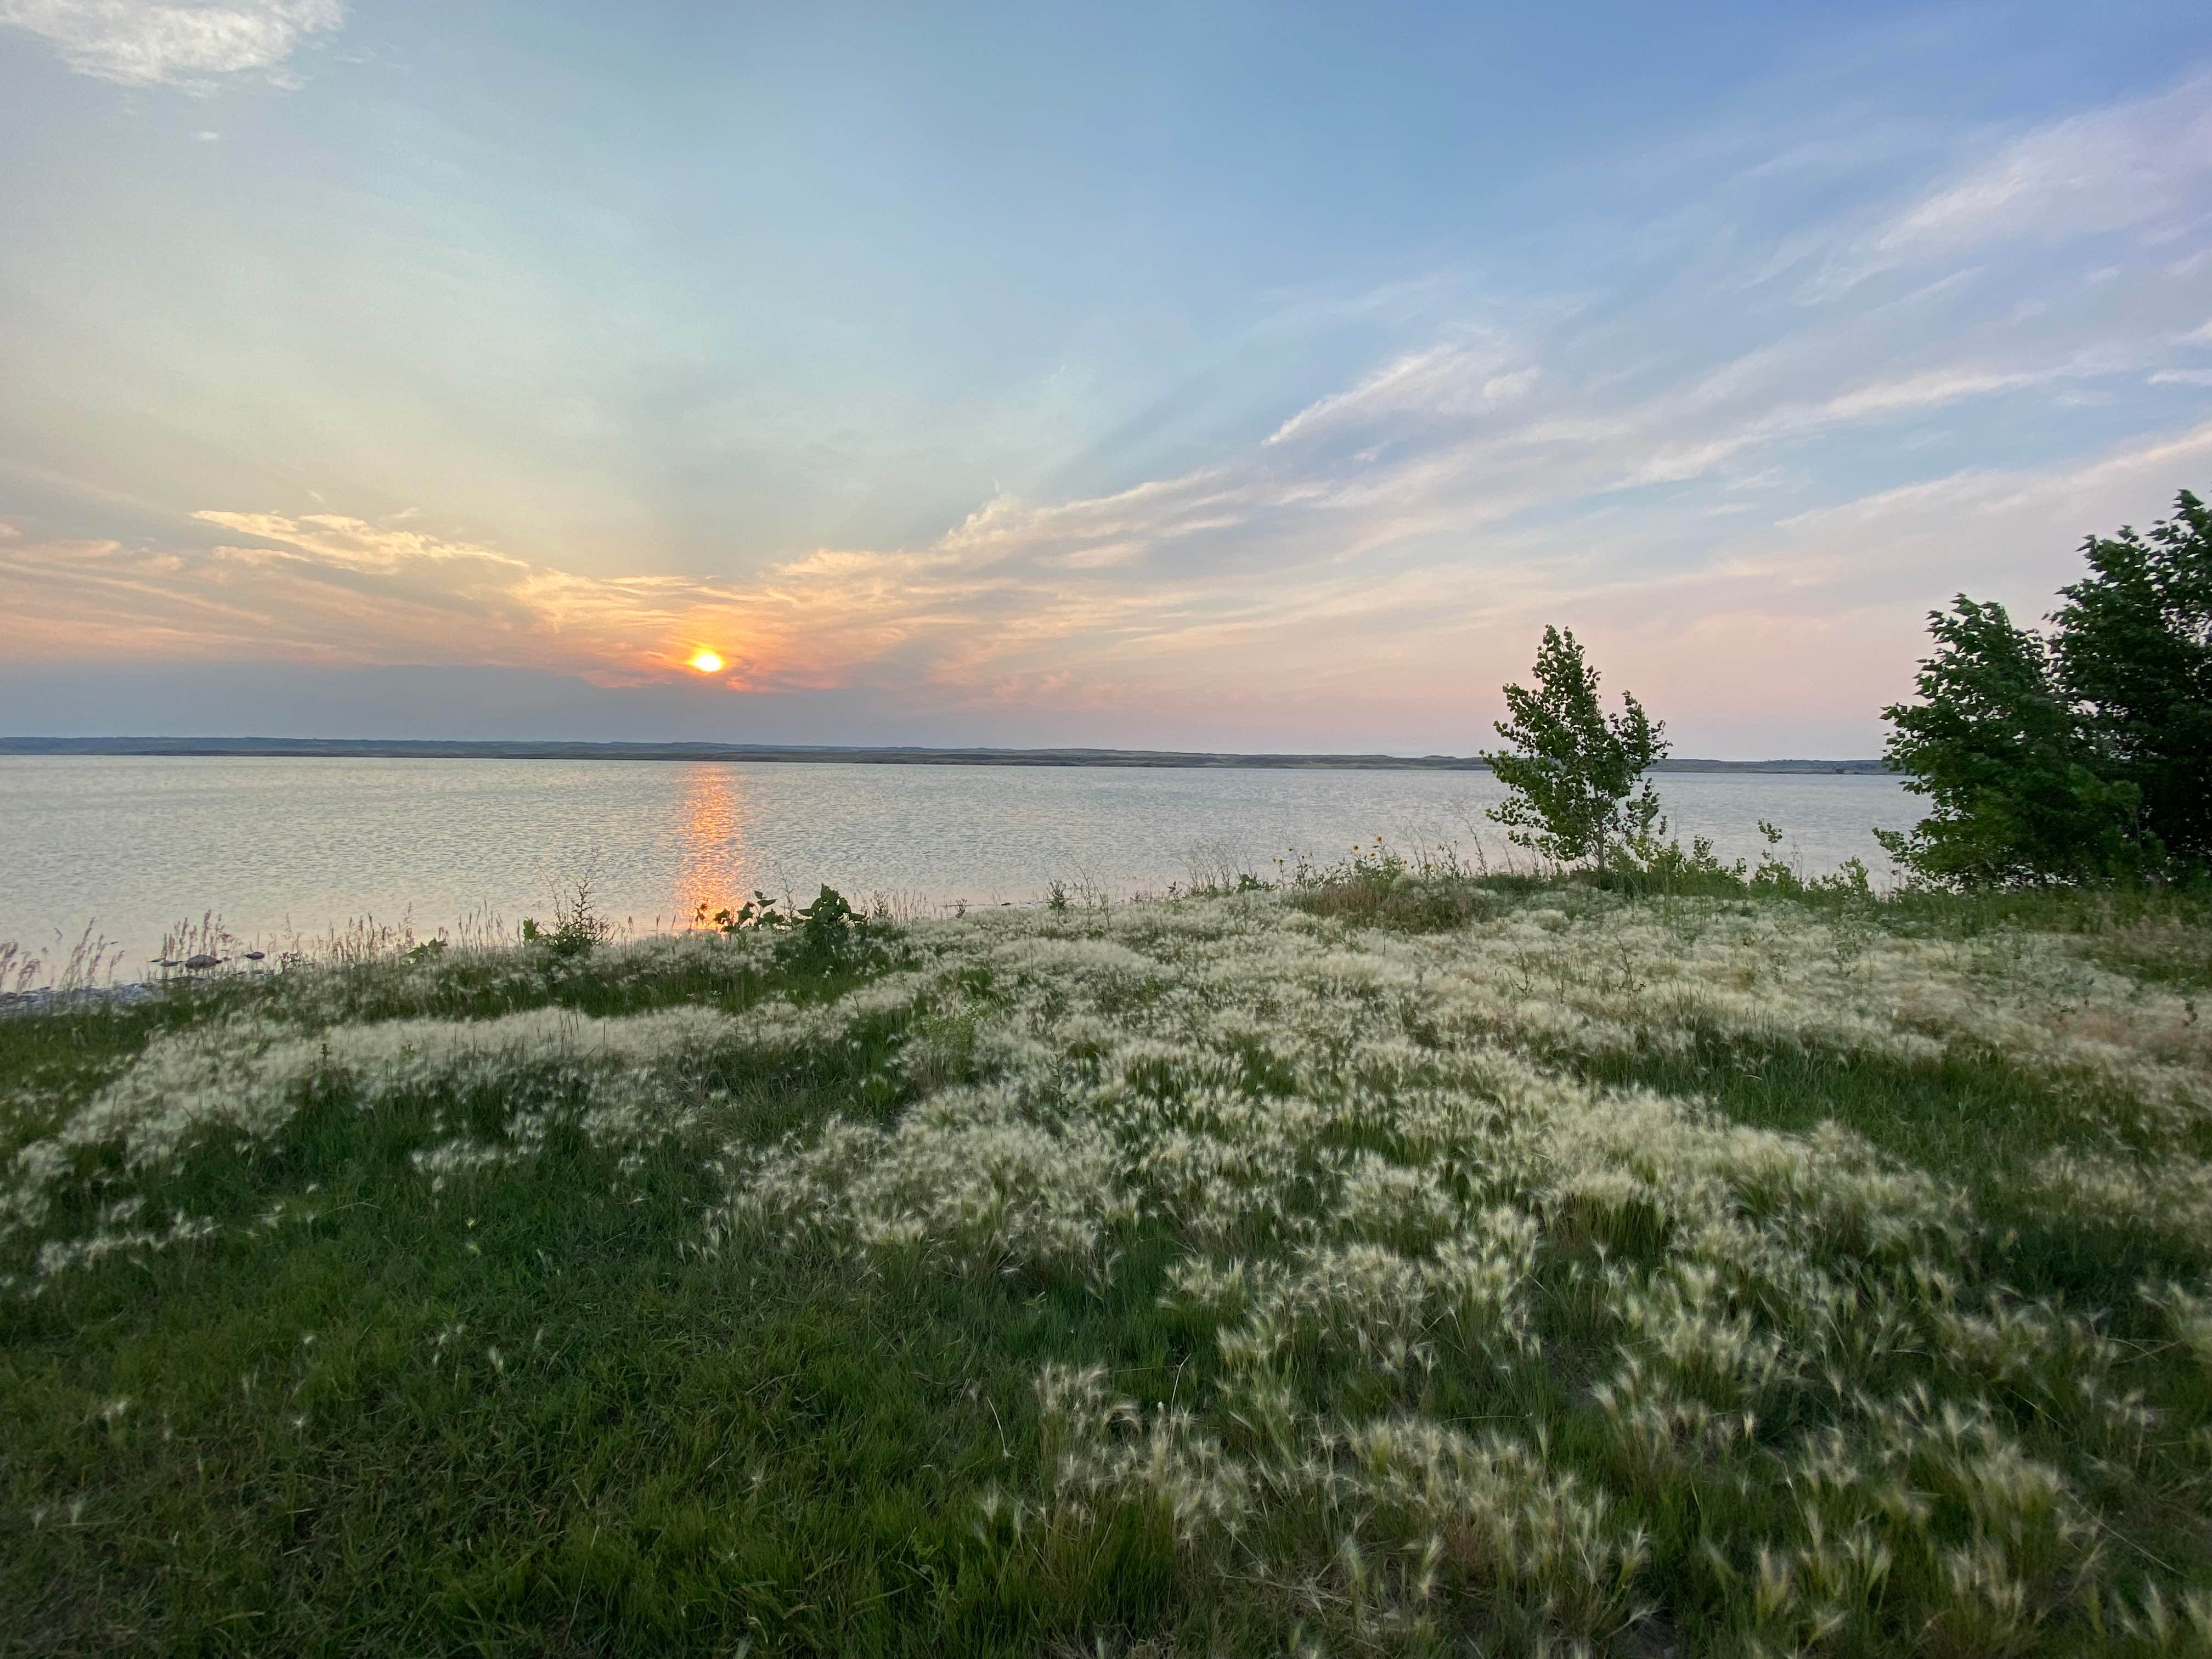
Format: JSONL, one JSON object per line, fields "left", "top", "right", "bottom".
{"left": 0, "top": 736, "right": 1892, "bottom": 774}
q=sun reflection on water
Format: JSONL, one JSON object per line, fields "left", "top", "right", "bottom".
{"left": 674, "top": 765, "right": 759, "bottom": 922}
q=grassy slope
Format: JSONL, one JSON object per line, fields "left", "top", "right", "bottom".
{"left": 3, "top": 884, "right": 2210, "bottom": 1656}
{"left": 1, "top": 951, "right": 1140, "bottom": 1656}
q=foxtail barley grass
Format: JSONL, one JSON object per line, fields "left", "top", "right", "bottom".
{"left": 0, "top": 923, "right": 124, "bottom": 999}
{"left": 4, "top": 878, "right": 2211, "bottom": 1654}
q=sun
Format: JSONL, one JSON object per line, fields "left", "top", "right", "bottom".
{"left": 687, "top": 648, "right": 724, "bottom": 674}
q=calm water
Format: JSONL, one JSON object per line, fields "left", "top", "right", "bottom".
{"left": 0, "top": 758, "right": 1912, "bottom": 970}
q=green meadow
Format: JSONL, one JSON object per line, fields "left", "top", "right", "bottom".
{"left": 5, "top": 868, "right": 2212, "bottom": 1656}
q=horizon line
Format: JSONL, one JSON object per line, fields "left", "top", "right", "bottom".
{"left": 0, "top": 736, "right": 1894, "bottom": 774}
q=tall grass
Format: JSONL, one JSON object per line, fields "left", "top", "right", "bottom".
{"left": 4, "top": 875, "right": 2211, "bottom": 1655}
{"left": 0, "top": 924, "right": 125, "bottom": 1001}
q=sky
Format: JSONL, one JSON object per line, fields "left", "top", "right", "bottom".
{"left": 2, "top": 2, "right": 2210, "bottom": 757}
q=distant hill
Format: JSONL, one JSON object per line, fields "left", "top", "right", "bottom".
{"left": 0, "top": 736, "right": 1892, "bottom": 773}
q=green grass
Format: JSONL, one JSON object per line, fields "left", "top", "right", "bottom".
{"left": 0, "top": 952, "right": 1173, "bottom": 1656}
{"left": 1568, "top": 1028, "right": 2210, "bottom": 1320}
{"left": 1479, "top": 878, "right": 2212, "bottom": 1322}
{"left": 6, "top": 885, "right": 2212, "bottom": 1655}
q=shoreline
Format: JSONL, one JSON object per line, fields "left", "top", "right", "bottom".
{"left": 0, "top": 736, "right": 1892, "bottom": 774}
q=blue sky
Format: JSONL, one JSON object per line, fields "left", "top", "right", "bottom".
{"left": 3, "top": 1, "right": 2210, "bottom": 755}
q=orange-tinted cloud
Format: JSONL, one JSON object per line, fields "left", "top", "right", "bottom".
{"left": 7, "top": 408, "right": 2208, "bottom": 755}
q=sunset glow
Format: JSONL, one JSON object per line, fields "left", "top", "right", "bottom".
{"left": 0, "top": 6, "right": 2205, "bottom": 757}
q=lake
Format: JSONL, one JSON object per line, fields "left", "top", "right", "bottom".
{"left": 0, "top": 757, "right": 1914, "bottom": 971}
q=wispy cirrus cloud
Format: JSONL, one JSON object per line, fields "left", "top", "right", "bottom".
{"left": 9, "top": 413, "right": 2209, "bottom": 745}
{"left": 1262, "top": 341, "right": 1539, "bottom": 447}
{"left": 1798, "top": 75, "right": 2212, "bottom": 300}
{"left": 2, "top": 505, "right": 1309, "bottom": 700}
{"left": 0, "top": 0, "right": 342, "bottom": 86}
{"left": 6, "top": 68, "right": 2211, "bottom": 752}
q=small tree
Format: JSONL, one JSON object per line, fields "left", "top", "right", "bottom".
{"left": 1482, "top": 625, "right": 1668, "bottom": 866}
{"left": 1875, "top": 597, "right": 2140, "bottom": 888}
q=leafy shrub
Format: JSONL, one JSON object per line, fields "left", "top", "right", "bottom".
{"left": 1595, "top": 794, "right": 1740, "bottom": 896}
{"left": 697, "top": 885, "right": 887, "bottom": 972}
{"left": 520, "top": 878, "right": 612, "bottom": 960}
{"left": 1604, "top": 816, "right": 1874, "bottom": 899}
{"left": 695, "top": 890, "right": 789, "bottom": 933}
{"left": 785, "top": 885, "right": 877, "bottom": 970}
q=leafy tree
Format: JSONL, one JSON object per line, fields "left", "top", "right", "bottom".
{"left": 1875, "top": 598, "right": 2140, "bottom": 888}
{"left": 2052, "top": 490, "right": 2212, "bottom": 866}
{"left": 1878, "top": 492, "right": 2210, "bottom": 889}
{"left": 1482, "top": 625, "right": 1667, "bottom": 866}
